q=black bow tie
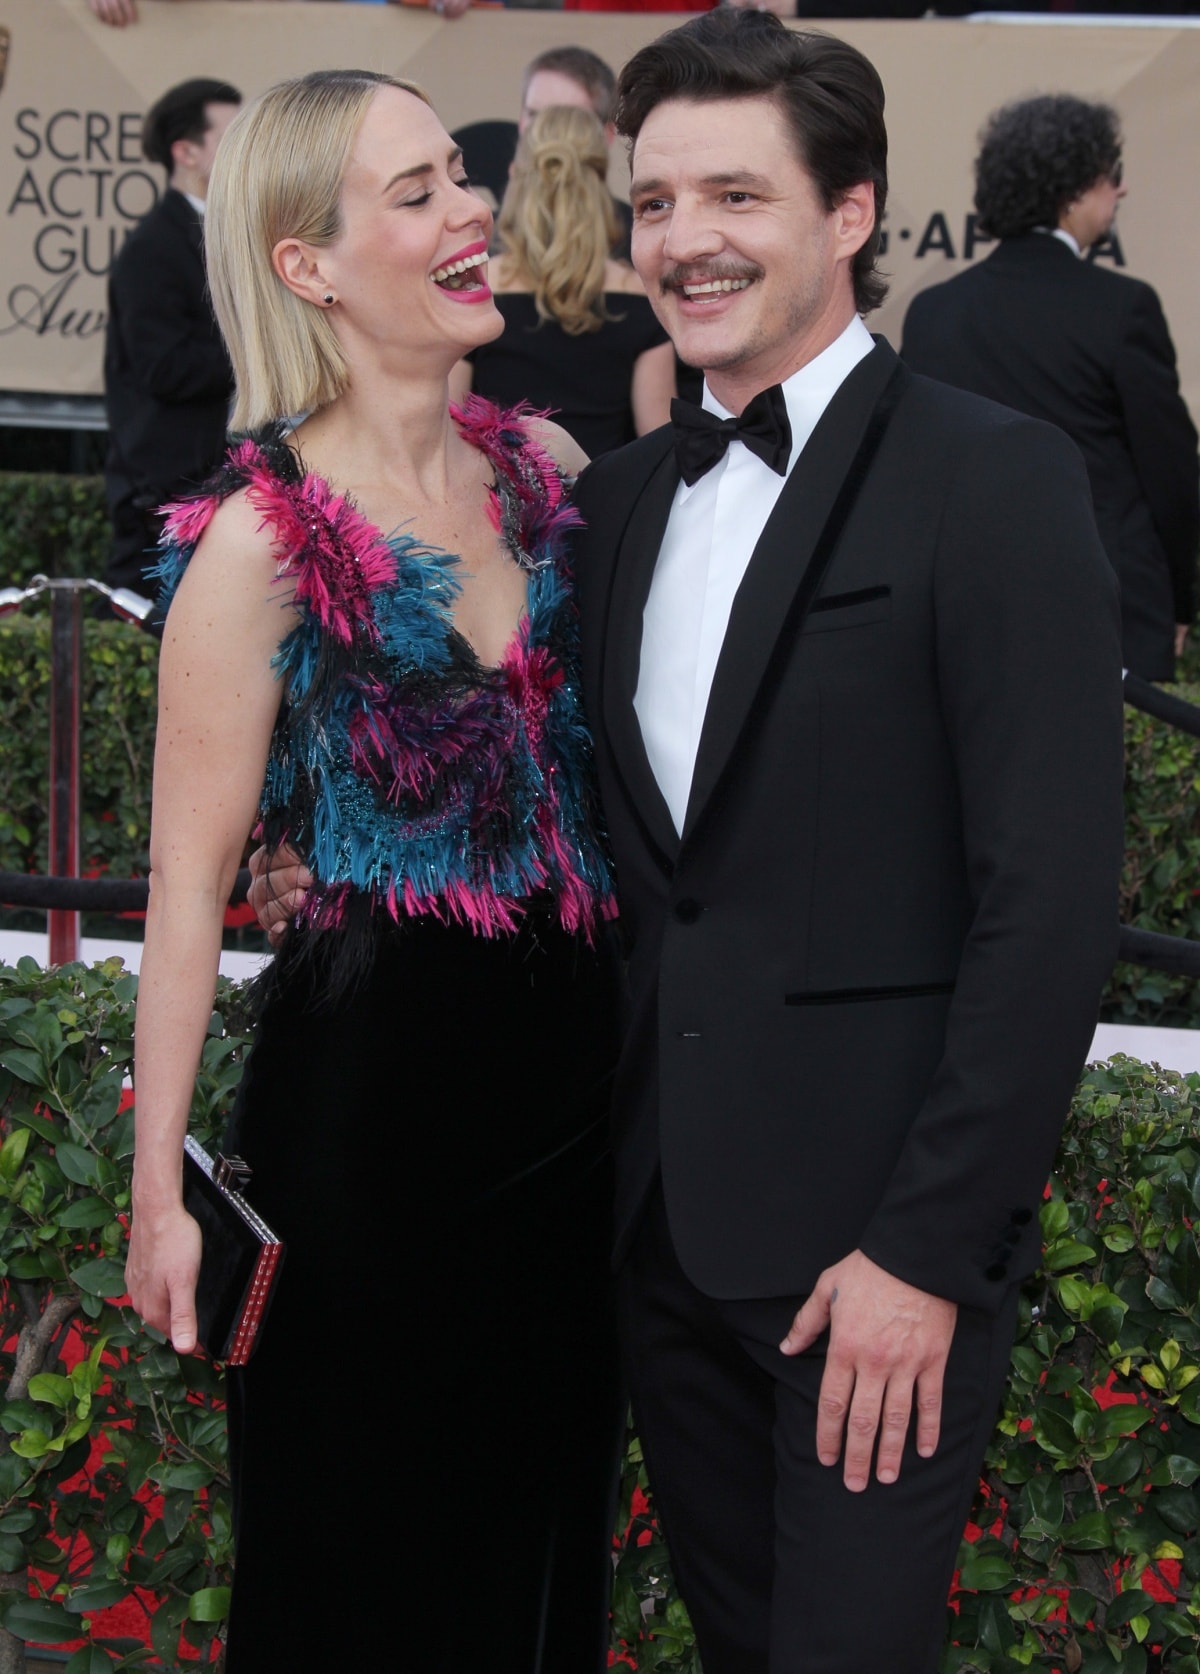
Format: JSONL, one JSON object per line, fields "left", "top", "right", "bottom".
{"left": 670, "top": 385, "right": 792, "bottom": 487}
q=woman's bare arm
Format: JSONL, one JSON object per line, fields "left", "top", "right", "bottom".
{"left": 632, "top": 340, "right": 677, "bottom": 436}
{"left": 126, "top": 490, "right": 292, "bottom": 1353}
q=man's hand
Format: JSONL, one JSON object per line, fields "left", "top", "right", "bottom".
{"left": 780, "top": 1249, "right": 957, "bottom": 1492}
{"left": 87, "top": 0, "right": 138, "bottom": 24}
{"left": 247, "top": 841, "right": 312, "bottom": 946}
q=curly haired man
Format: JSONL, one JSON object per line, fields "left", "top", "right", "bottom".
{"left": 902, "top": 94, "right": 1198, "bottom": 681}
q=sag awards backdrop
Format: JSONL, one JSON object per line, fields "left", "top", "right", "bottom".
{"left": 0, "top": 0, "right": 1198, "bottom": 416}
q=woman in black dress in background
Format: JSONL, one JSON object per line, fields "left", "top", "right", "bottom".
{"left": 454, "top": 104, "right": 675, "bottom": 458}
{"left": 126, "top": 70, "right": 622, "bottom": 1672}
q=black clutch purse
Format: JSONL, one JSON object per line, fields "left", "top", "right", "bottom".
{"left": 182, "top": 1136, "right": 285, "bottom": 1366}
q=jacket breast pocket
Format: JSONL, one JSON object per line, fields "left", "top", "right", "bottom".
{"left": 801, "top": 585, "right": 892, "bottom": 635}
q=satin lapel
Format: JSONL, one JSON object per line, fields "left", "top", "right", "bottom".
{"left": 681, "top": 341, "right": 902, "bottom": 847}
{"left": 600, "top": 437, "right": 681, "bottom": 869}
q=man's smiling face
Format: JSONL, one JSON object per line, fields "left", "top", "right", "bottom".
{"left": 629, "top": 93, "right": 872, "bottom": 413}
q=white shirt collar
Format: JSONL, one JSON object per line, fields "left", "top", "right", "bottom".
{"left": 184, "top": 192, "right": 207, "bottom": 218}
{"left": 1035, "top": 225, "right": 1081, "bottom": 258}
{"left": 680, "top": 313, "right": 876, "bottom": 501}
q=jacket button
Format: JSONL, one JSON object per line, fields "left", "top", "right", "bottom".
{"left": 985, "top": 1262, "right": 1008, "bottom": 1282}
{"left": 674, "top": 898, "right": 702, "bottom": 924}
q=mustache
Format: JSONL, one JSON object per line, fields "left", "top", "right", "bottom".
{"left": 660, "top": 261, "right": 763, "bottom": 292}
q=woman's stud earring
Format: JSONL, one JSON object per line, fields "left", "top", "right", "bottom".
{"left": 323, "top": 292, "right": 334, "bottom": 305}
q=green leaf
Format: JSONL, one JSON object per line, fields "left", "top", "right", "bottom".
{"left": 1147, "top": 1276, "right": 1185, "bottom": 1311}
{"left": 2, "top": 1597, "right": 82, "bottom": 1642}
{"left": 1102, "top": 1439, "right": 1145, "bottom": 1485}
{"left": 11, "top": 1107, "right": 62, "bottom": 1144}
{"left": 1106, "top": 1590, "right": 1154, "bottom": 1628}
{"left": 65, "top": 1648, "right": 118, "bottom": 1674}
{"left": 1044, "top": 1239, "right": 1099, "bottom": 1272}
{"left": 187, "top": 1586, "right": 231, "bottom": 1623}
{"left": 150, "top": 1595, "right": 190, "bottom": 1664}
{"left": 958, "top": 1552, "right": 1016, "bottom": 1591}
{"left": 1041, "top": 1199, "right": 1070, "bottom": 1240}
{"left": 151, "top": 1460, "right": 215, "bottom": 1491}
{"left": 1032, "top": 1403, "right": 1079, "bottom": 1458}
{"left": 26, "top": 1373, "right": 72, "bottom": 1408}
{"left": 1103, "top": 1225, "right": 1137, "bottom": 1253}
{"left": 54, "top": 1142, "right": 99, "bottom": 1187}
{"left": 0, "top": 1049, "right": 47, "bottom": 1086}
{"left": 1024, "top": 1472, "right": 1064, "bottom": 1529}
{"left": 69, "top": 1255, "right": 127, "bottom": 1297}
{"left": 1098, "top": 1404, "right": 1152, "bottom": 1440}
{"left": 1146, "top": 1454, "right": 1200, "bottom": 1487}
{"left": 9, "top": 1428, "right": 52, "bottom": 1458}
{"left": 0, "top": 1126, "right": 32, "bottom": 1181}
{"left": 1062, "top": 1510, "right": 1114, "bottom": 1551}
{"left": 65, "top": 1579, "right": 131, "bottom": 1613}
{"left": 0, "top": 1533, "right": 27, "bottom": 1572}
{"left": 57, "top": 1195, "right": 113, "bottom": 1228}
{"left": 1059, "top": 1275, "right": 1092, "bottom": 1314}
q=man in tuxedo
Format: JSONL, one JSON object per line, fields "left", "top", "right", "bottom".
{"left": 103, "top": 78, "right": 240, "bottom": 609}
{"left": 901, "top": 95, "right": 1199, "bottom": 682}
{"left": 571, "top": 14, "right": 1124, "bottom": 1669}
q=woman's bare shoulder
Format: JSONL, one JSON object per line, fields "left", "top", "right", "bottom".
{"left": 523, "top": 416, "right": 589, "bottom": 480}
{"left": 169, "top": 485, "right": 295, "bottom": 634}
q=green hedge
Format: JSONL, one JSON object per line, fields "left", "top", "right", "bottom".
{"left": 0, "top": 475, "right": 108, "bottom": 586}
{"left": 0, "top": 618, "right": 158, "bottom": 883}
{"left": 1106, "top": 682, "right": 1200, "bottom": 1027}
{"left": 2, "top": 965, "right": 1200, "bottom": 1671}
{"left": 0, "top": 957, "right": 252, "bottom": 1670}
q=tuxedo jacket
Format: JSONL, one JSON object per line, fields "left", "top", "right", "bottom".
{"left": 104, "top": 189, "right": 233, "bottom": 587}
{"left": 573, "top": 339, "right": 1125, "bottom": 1316}
{"left": 901, "top": 235, "right": 1200, "bottom": 680}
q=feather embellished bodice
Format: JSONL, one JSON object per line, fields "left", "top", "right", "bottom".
{"left": 157, "top": 398, "right": 616, "bottom": 963}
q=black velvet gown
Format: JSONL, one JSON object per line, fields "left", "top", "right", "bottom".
{"left": 157, "top": 403, "right": 623, "bottom": 1672}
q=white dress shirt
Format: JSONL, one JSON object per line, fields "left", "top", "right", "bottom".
{"left": 634, "top": 314, "right": 875, "bottom": 835}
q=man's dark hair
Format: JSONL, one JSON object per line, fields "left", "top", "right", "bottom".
{"left": 615, "top": 11, "right": 888, "bottom": 315}
{"left": 973, "top": 95, "right": 1121, "bottom": 239}
{"left": 143, "top": 78, "right": 242, "bottom": 173}
{"left": 522, "top": 46, "right": 617, "bottom": 127}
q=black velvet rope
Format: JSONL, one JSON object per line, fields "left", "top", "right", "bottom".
{"left": 1124, "top": 671, "right": 1200, "bottom": 740}
{"left": 1117, "top": 924, "right": 1200, "bottom": 981}
{"left": 0, "top": 869, "right": 252, "bottom": 912}
{"left": 1, "top": 873, "right": 1198, "bottom": 980}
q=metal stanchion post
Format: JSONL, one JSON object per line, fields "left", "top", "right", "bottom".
{"left": 0, "top": 574, "right": 154, "bottom": 968}
{"left": 47, "top": 580, "right": 82, "bottom": 964}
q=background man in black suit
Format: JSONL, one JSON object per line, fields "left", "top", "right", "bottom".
{"left": 572, "top": 15, "right": 1124, "bottom": 1669}
{"left": 901, "top": 95, "right": 1199, "bottom": 682}
{"left": 103, "top": 77, "right": 240, "bottom": 607}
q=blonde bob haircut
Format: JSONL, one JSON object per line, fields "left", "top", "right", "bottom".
{"left": 496, "top": 105, "right": 620, "bottom": 338}
{"left": 206, "top": 69, "right": 429, "bottom": 430}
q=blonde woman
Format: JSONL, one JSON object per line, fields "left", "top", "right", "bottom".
{"left": 453, "top": 104, "right": 676, "bottom": 457}
{"left": 125, "top": 70, "right": 622, "bottom": 1671}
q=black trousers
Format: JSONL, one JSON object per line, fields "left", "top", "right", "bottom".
{"left": 617, "top": 1187, "right": 1020, "bottom": 1674}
